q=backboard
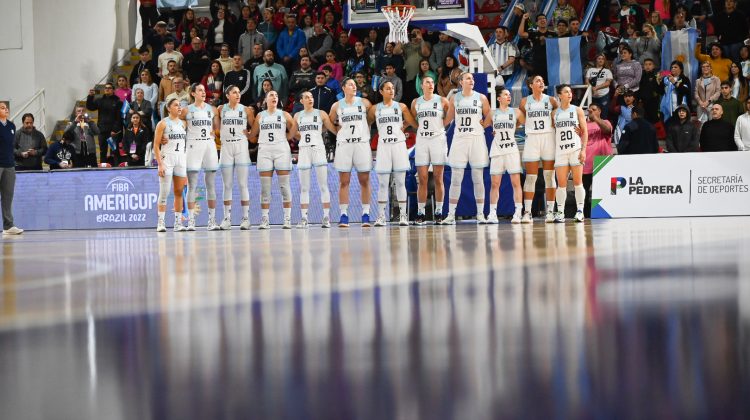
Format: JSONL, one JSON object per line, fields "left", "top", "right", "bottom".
{"left": 343, "top": 0, "right": 474, "bottom": 29}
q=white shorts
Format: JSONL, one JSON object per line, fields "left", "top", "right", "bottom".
{"left": 415, "top": 135, "right": 448, "bottom": 167}
{"left": 297, "top": 145, "right": 328, "bottom": 169}
{"left": 375, "top": 142, "right": 410, "bottom": 173}
{"left": 257, "top": 143, "right": 292, "bottom": 172}
{"left": 489, "top": 152, "right": 523, "bottom": 175}
{"left": 448, "top": 135, "right": 489, "bottom": 168}
{"left": 522, "top": 132, "right": 556, "bottom": 162}
{"left": 554, "top": 148, "right": 583, "bottom": 167}
{"left": 161, "top": 152, "right": 187, "bottom": 177}
{"left": 186, "top": 140, "right": 219, "bottom": 171}
{"left": 220, "top": 140, "right": 250, "bottom": 167}
{"left": 334, "top": 142, "right": 372, "bottom": 173}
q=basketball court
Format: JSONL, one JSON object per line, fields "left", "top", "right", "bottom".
{"left": 1, "top": 217, "right": 749, "bottom": 418}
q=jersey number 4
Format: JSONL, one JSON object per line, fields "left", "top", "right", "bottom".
{"left": 228, "top": 127, "right": 236, "bottom": 137}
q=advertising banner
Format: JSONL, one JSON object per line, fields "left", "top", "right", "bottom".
{"left": 591, "top": 152, "right": 750, "bottom": 218}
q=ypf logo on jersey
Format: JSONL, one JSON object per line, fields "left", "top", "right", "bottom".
{"left": 84, "top": 176, "right": 158, "bottom": 224}
{"left": 611, "top": 176, "right": 683, "bottom": 195}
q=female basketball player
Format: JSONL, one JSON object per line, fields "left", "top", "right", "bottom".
{"left": 217, "top": 85, "right": 255, "bottom": 230}
{"left": 442, "top": 72, "right": 491, "bottom": 225}
{"left": 294, "top": 90, "right": 338, "bottom": 228}
{"left": 519, "top": 75, "right": 559, "bottom": 223}
{"left": 154, "top": 98, "right": 188, "bottom": 232}
{"left": 369, "top": 80, "right": 418, "bottom": 227}
{"left": 248, "top": 90, "right": 297, "bottom": 229}
{"left": 486, "top": 87, "right": 525, "bottom": 224}
{"left": 181, "top": 84, "right": 220, "bottom": 231}
{"left": 553, "top": 84, "right": 588, "bottom": 223}
{"left": 411, "top": 75, "right": 451, "bottom": 225}
{"left": 329, "top": 78, "right": 373, "bottom": 228}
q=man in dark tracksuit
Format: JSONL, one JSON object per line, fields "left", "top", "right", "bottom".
{"left": 86, "top": 82, "right": 123, "bottom": 165}
{"left": 0, "top": 102, "right": 23, "bottom": 235}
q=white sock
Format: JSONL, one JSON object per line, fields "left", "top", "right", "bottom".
{"left": 188, "top": 208, "right": 195, "bottom": 219}
{"left": 574, "top": 184, "right": 585, "bottom": 211}
{"left": 174, "top": 213, "right": 181, "bottom": 225}
{"left": 340, "top": 204, "right": 349, "bottom": 215}
{"left": 556, "top": 188, "right": 567, "bottom": 212}
{"left": 449, "top": 202, "right": 457, "bottom": 215}
{"left": 435, "top": 201, "right": 443, "bottom": 214}
{"left": 418, "top": 202, "right": 426, "bottom": 214}
{"left": 515, "top": 203, "right": 522, "bottom": 215}
{"left": 242, "top": 205, "right": 249, "bottom": 218}
{"left": 224, "top": 205, "right": 231, "bottom": 219}
{"left": 208, "top": 207, "right": 215, "bottom": 219}
{"left": 362, "top": 204, "right": 370, "bottom": 215}
{"left": 524, "top": 199, "right": 532, "bottom": 213}
{"left": 398, "top": 201, "right": 406, "bottom": 215}
{"left": 489, "top": 204, "right": 497, "bottom": 215}
{"left": 262, "top": 208, "right": 269, "bottom": 218}
{"left": 283, "top": 207, "right": 291, "bottom": 218}
{"left": 302, "top": 208, "right": 309, "bottom": 218}
{"left": 379, "top": 202, "right": 387, "bottom": 216}
{"left": 546, "top": 200, "right": 555, "bottom": 213}
{"left": 158, "top": 211, "right": 165, "bottom": 221}
{"left": 323, "top": 207, "right": 330, "bottom": 217}
{"left": 476, "top": 201, "right": 484, "bottom": 216}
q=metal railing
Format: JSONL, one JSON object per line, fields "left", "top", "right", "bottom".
{"left": 11, "top": 89, "right": 46, "bottom": 135}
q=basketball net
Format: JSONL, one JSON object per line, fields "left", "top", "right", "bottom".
{"left": 382, "top": 5, "right": 416, "bottom": 44}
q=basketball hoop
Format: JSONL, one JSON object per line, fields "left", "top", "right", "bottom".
{"left": 382, "top": 4, "right": 416, "bottom": 44}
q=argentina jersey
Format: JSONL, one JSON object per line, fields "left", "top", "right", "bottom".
{"left": 163, "top": 118, "right": 186, "bottom": 154}
{"left": 296, "top": 109, "right": 324, "bottom": 148}
{"left": 453, "top": 91, "right": 483, "bottom": 139}
{"left": 376, "top": 102, "right": 405, "bottom": 144}
{"left": 337, "top": 97, "right": 369, "bottom": 144}
{"left": 525, "top": 94, "right": 553, "bottom": 134}
{"left": 491, "top": 108, "right": 518, "bottom": 156}
{"left": 220, "top": 105, "right": 247, "bottom": 143}
{"left": 258, "top": 109, "right": 287, "bottom": 145}
{"left": 554, "top": 106, "right": 582, "bottom": 152}
{"left": 186, "top": 104, "right": 214, "bottom": 141}
{"left": 416, "top": 95, "right": 445, "bottom": 139}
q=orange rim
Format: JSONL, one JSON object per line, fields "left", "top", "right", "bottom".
{"left": 382, "top": 4, "right": 416, "bottom": 15}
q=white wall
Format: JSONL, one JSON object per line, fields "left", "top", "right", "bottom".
{"left": 0, "top": 0, "right": 139, "bottom": 136}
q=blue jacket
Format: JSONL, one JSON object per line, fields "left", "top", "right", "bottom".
{"left": 0, "top": 120, "right": 16, "bottom": 168}
{"left": 309, "top": 86, "right": 337, "bottom": 113}
{"left": 276, "top": 27, "right": 307, "bottom": 61}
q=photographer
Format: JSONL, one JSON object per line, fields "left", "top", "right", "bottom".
{"left": 45, "top": 130, "right": 77, "bottom": 170}
{"left": 585, "top": 54, "right": 613, "bottom": 118}
{"left": 65, "top": 105, "right": 99, "bottom": 168}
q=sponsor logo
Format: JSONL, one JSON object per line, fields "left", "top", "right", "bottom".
{"left": 611, "top": 176, "right": 683, "bottom": 195}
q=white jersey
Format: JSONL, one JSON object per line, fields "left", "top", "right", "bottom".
{"left": 295, "top": 109, "right": 325, "bottom": 148}
{"left": 185, "top": 104, "right": 215, "bottom": 141}
{"left": 491, "top": 107, "right": 518, "bottom": 156}
{"left": 453, "top": 91, "right": 484, "bottom": 139}
{"left": 554, "top": 105, "right": 582, "bottom": 152}
{"left": 375, "top": 102, "right": 406, "bottom": 144}
{"left": 336, "top": 97, "right": 370, "bottom": 144}
{"left": 258, "top": 109, "right": 287, "bottom": 145}
{"left": 220, "top": 105, "right": 248, "bottom": 143}
{"left": 524, "top": 94, "right": 554, "bottom": 134}
{"left": 415, "top": 95, "right": 445, "bottom": 139}
{"left": 162, "top": 117, "right": 186, "bottom": 154}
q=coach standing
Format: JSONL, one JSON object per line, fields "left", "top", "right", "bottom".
{"left": 0, "top": 102, "right": 23, "bottom": 235}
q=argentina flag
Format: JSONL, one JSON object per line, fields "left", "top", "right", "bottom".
{"left": 545, "top": 36, "right": 583, "bottom": 95}
{"left": 661, "top": 29, "right": 699, "bottom": 85}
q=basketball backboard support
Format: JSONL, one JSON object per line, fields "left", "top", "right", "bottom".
{"left": 343, "top": 0, "right": 473, "bottom": 29}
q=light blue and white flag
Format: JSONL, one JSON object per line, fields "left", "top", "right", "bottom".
{"left": 157, "top": 0, "right": 197, "bottom": 8}
{"left": 661, "top": 29, "right": 699, "bottom": 86}
{"left": 121, "top": 100, "right": 130, "bottom": 120}
{"left": 506, "top": 67, "right": 528, "bottom": 108}
{"left": 545, "top": 36, "right": 583, "bottom": 95}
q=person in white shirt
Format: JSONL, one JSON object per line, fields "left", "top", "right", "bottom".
{"left": 489, "top": 27, "right": 517, "bottom": 78}
{"left": 733, "top": 97, "right": 750, "bottom": 150}
{"left": 158, "top": 38, "right": 184, "bottom": 78}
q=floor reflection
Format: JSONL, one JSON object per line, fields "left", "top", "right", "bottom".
{"left": 0, "top": 218, "right": 749, "bottom": 419}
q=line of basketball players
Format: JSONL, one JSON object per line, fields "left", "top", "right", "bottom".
{"left": 152, "top": 73, "right": 588, "bottom": 232}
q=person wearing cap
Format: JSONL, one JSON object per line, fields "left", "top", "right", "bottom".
{"left": 700, "top": 104, "right": 737, "bottom": 152}
{"left": 665, "top": 104, "right": 699, "bottom": 152}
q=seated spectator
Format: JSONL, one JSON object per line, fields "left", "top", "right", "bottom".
{"left": 14, "top": 113, "right": 47, "bottom": 171}
{"left": 182, "top": 37, "right": 212, "bottom": 86}
{"left": 346, "top": 41, "right": 372, "bottom": 78}
{"left": 437, "top": 55, "right": 461, "bottom": 97}
{"left": 309, "top": 23, "right": 333, "bottom": 66}
{"left": 613, "top": 46, "right": 642, "bottom": 100}
{"left": 635, "top": 24, "right": 660, "bottom": 68}
{"left": 666, "top": 105, "right": 699, "bottom": 153}
{"left": 585, "top": 54, "right": 613, "bottom": 118}
{"left": 734, "top": 98, "right": 750, "bottom": 150}
{"left": 354, "top": 71, "right": 376, "bottom": 103}
{"left": 259, "top": 8, "right": 279, "bottom": 49}
{"left": 582, "top": 103, "right": 612, "bottom": 216}
{"left": 310, "top": 71, "right": 337, "bottom": 112}
{"left": 695, "top": 61, "right": 721, "bottom": 123}
{"left": 695, "top": 42, "right": 732, "bottom": 82}
{"left": 86, "top": 82, "right": 123, "bottom": 165}
{"left": 121, "top": 113, "right": 150, "bottom": 166}
{"left": 216, "top": 44, "right": 234, "bottom": 74}
{"left": 714, "top": 0, "right": 748, "bottom": 62}
{"left": 660, "top": 60, "right": 691, "bottom": 122}
{"left": 129, "top": 87, "right": 154, "bottom": 130}
{"left": 114, "top": 75, "right": 132, "bottom": 103}
{"left": 333, "top": 32, "right": 354, "bottom": 63}
{"left": 716, "top": 81, "right": 745, "bottom": 125}
{"left": 318, "top": 50, "right": 343, "bottom": 82}
{"left": 639, "top": 58, "right": 662, "bottom": 123}
{"left": 290, "top": 56, "right": 317, "bottom": 100}
{"left": 552, "top": 0, "right": 577, "bottom": 26}
{"left": 130, "top": 46, "right": 160, "bottom": 87}
{"left": 45, "top": 130, "right": 77, "bottom": 170}
{"left": 180, "top": 27, "right": 203, "bottom": 55}
{"left": 158, "top": 61, "right": 180, "bottom": 103}
{"left": 224, "top": 55, "right": 254, "bottom": 106}
{"left": 207, "top": 8, "right": 236, "bottom": 58}
{"left": 252, "top": 49, "right": 289, "bottom": 100}
{"left": 381, "top": 63, "right": 403, "bottom": 102}
{"left": 728, "top": 62, "right": 748, "bottom": 102}
{"left": 415, "top": 59, "right": 437, "bottom": 97}
{"left": 158, "top": 38, "right": 183, "bottom": 78}
{"left": 277, "top": 14, "right": 307, "bottom": 73}
{"left": 701, "top": 104, "right": 737, "bottom": 151}
{"left": 617, "top": 106, "right": 659, "bottom": 154}
{"left": 201, "top": 60, "right": 225, "bottom": 106}
{"left": 238, "top": 19, "right": 268, "bottom": 63}
{"left": 65, "top": 106, "right": 99, "bottom": 168}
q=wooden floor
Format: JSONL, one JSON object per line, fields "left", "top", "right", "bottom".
{"left": 1, "top": 217, "right": 749, "bottom": 419}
